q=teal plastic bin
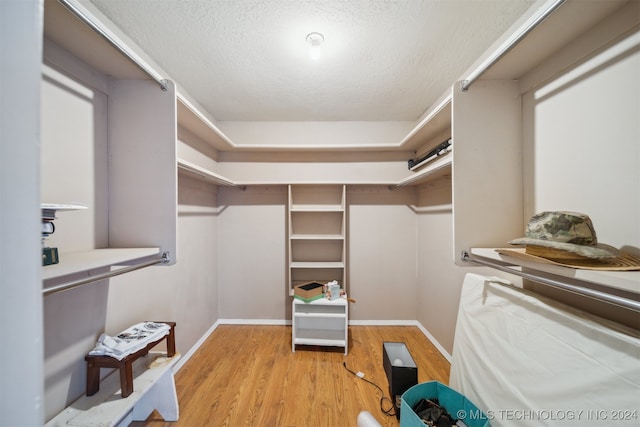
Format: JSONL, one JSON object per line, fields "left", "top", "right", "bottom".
{"left": 400, "top": 381, "right": 490, "bottom": 427}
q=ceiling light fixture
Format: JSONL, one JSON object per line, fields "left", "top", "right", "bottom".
{"left": 306, "top": 32, "right": 324, "bottom": 60}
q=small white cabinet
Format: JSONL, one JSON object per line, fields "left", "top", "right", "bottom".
{"left": 292, "top": 297, "right": 348, "bottom": 355}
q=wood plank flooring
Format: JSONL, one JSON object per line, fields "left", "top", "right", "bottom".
{"left": 132, "top": 325, "right": 450, "bottom": 427}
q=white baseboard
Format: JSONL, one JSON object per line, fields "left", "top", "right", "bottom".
{"left": 218, "top": 318, "right": 290, "bottom": 325}
{"left": 175, "top": 318, "right": 452, "bottom": 373}
{"left": 348, "top": 319, "right": 417, "bottom": 326}
{"left": 349, "top": 319, "right": 452, "bottom": 363}
{"left": 172, "top": 320, "right": 221, "bottom": 372}
{"left": 413, "top": 322, "right": 453, "bottom": 364}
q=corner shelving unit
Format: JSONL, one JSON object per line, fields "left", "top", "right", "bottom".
{"left": 287, "top": 185, "right": 347, "bottom": 295}
{"left": 288, "top": 184, "right": 349, "bottom": 354}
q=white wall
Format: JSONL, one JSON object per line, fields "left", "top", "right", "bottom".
{"left": 216, "top": 185, "right": 420, "bottom": 322}
{"left": 217, "top": 186, "right": 289, "bottom": 320}
{"left": 0, "top": 1, "right": 45, "bottom": 425}
{"left": 523, "top": 29, "right": 640, "bottom": 253}
{"left": 347, "top": 186, "right": 418, "bottom": 321}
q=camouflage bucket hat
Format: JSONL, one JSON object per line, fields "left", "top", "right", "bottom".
{"left": 508, "top": 211, "right": 619, "bottom": 259}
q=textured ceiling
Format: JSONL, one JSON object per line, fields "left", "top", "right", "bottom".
{"left": 88, "top": 0, "right": 536, "bottom": 122}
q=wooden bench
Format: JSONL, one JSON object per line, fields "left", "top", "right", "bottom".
{"left": 85, "top": 321, "right": 176, "bottom": 398}
{"left": 46, "top": 322, "right": 180, "bottom": 427}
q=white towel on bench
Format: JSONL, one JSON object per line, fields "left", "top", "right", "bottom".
{"left": 89, "top": 322, "right": 171, "bottom": 360}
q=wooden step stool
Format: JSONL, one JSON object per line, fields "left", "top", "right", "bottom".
{"left": 85, "top": 321, "right": 176, "bottom": 398}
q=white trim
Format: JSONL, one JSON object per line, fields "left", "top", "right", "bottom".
{"left": 349, "top": 319, "right": 453, "bottom": 363}
{"left": 414, "top": 322, "right": 453, "bottom": 364}
{"left": 218, "top": 318, "right": 290, "bottom": 326}
{"left": 172, "top": 320, "right": 220, "bottom": 372}
{"left": 348, "top": 319, "right": 417, "bottom": 326}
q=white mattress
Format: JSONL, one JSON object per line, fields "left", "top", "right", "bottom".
{"left": 450, "top": 273, "right": 640, "bottom": 426}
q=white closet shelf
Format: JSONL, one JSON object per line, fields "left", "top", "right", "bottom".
{"left": 293, "top": 330, "right": 346, "bottom": 346}
{"left": 43, "top": 248, "right": 161, "bottom": 287}
{"left": 290, "top": 205, "right": 344, "bottom": 212}
{"left": 398, "top": 94, "right": 452, "bottom": 151}
{"left": 470, "top": 248, "right": 640, "bottom": 296}
{"left": 177, "top": 96, "right": 235, "bottom": 151}
{"left": 177, "top": 158, "right": 244, "bottom": 189}
{"left": 290, "top": 234, "right": 344, "bottom": 240}
{"left": 290, "top": 262, "right": 345, "bottom": 268}
{"left": 391, "top": 153, "right": 452, "bottom": 189}
{"left": 294, "top": 311, "right": 345, "bottom": 318}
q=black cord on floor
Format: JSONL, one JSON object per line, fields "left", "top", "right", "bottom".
{"left": 343, "top": 362, "right": 396, "bottom": 417}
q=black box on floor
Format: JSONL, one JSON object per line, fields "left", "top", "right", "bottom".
{"left": 383, "top": 341, "right": 418, "bottom": 418}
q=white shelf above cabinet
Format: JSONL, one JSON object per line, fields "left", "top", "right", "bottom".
{"left": 288, "top": 185, "right": 347, "bottom": 294}
{"left": 290, "top": 234, "right": 344, "bottom": 240}
{"left": 290, "top": 261, "right": 345, "bottom": 269}
{"left": 290, "top": 205, "right": 344, "bottom": 212}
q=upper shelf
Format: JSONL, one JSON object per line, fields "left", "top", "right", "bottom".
{"left": 398, "top": 94, "right": 452, "bottom": 153}
{"left": 469, "top": 248, "right": 640, "bottom": 297}
{"left": 42, "top": 248, "right": 163, "bottom": 295}
{"left": 177, "top": 158, "right": 245, "bottom": 189}
{"left": 176, "top": 96, "right": 236, "bottom": 152}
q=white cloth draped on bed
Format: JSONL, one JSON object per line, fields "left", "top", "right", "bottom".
{"left": 450, "top": 273, "right": 640, "bottom": 426}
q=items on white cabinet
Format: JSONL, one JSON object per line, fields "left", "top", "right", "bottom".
{"left": 325, "top": 280, "right": 341, "bottom": 300}
{"left": 293, "top": 281, "right": 325, "bottom": 303}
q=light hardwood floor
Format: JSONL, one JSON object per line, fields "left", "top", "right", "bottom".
{"left": 133, "top": 325, "right": 450, "bottom": 427}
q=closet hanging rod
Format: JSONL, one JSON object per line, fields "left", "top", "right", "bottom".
{"left": 461, "top": 0, "right": 566, "bottom": 91}
{"left": 42, "top": 253, "right": 169, "bottom": 296}
{"left": 57, "top": 0, "right": 169, "bottom": 91}
{"left": 461, "top": 251, "right": 640, "bottom": 312}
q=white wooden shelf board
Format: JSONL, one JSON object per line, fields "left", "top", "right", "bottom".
{"left": 294, "top": 311, "right": 346, "bottom": 319}
{"left": 43, "top": 248, "right": 160, "bottom": 282}
{"left": 394, "top": 153, "right": 452, "bottom": 187}
{"left": 471, "top": 248, "right": 640, "bottom": 295}
{"left": 294, "top": 329, "right": 346, "bottom": 344}
{"left": 290, "top": 261, "right": 345, "bottom": 269}
{"left": 290, "top": 205, "right": 344, "bottom": 212}
{"left": 399, "top": 94, "right": 452, "bottom": 150}
{"left": 290, "top": 234, "right": 344, "bottom": 240}
{"left": 46, "top": 352, "right": 180, "bottom": 427}
{"left": 177, "top": 157, "right": 239, "bottom": 187}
